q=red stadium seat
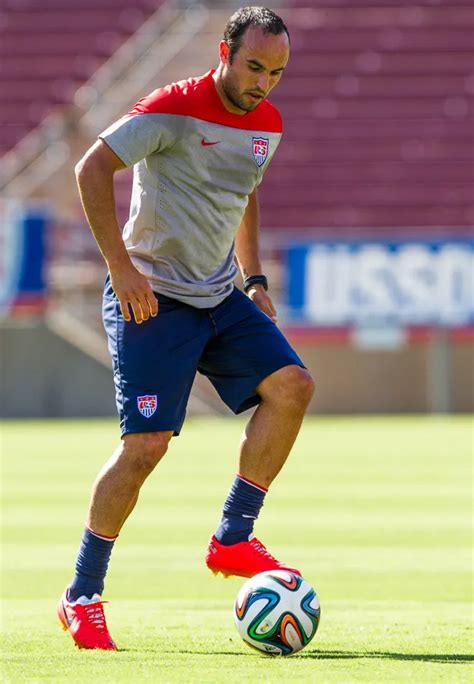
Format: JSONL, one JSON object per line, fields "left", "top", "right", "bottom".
{"left": 2, "top": 0, "right": 473, "bottom": 232}
{"left": 283, "top": 118, "right": 474, "bottom": 141}
{"left": 2, "top": 9, "right": 147, "bottom": 33}
{"left": 262, "top": 205, "right": 473, "bottom": 231}
{"left": 259, "top": 1, "right": 474, "bottom": 230}
{"left": 266, "top": 161, "right": 474, "bottom": 186}
{"left": 0, "top": 0, "right": 160, "bottom": 155}
{"left": 3, "top": 0, "right": 155, "bottom": 8}
{"left": 287, "top": 52, "right": 474, "bottom": 76}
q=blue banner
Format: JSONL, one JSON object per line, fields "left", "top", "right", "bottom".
{"left": 287, "top": 240, "right": 474, "bottom": 327}
{"left": 0, "top": 200, "right": 48, "bottom": 317}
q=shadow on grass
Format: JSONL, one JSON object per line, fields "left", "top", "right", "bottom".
{"left": 298, "top": 650, "right": 473, "bottom": 664}
{"left": 122, "top": 648, "right": 473, "bottom": 663}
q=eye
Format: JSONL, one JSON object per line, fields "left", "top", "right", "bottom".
{"left": 249, "top": 64, "right": 261, "bottom": 71}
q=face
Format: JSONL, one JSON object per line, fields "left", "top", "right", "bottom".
{"left": 218, "top": 26, "right": 290, "bottom": 114}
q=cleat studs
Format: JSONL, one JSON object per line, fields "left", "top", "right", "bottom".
{"left": 209, "top": 568, "right": 236, "bottom": 579}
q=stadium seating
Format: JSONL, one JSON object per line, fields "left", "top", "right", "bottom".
{"left": 259, "top": 0, "right": 474, "bottom": 232}
{"left": 2, "top": 0, "right": 473, "bottom": 234}
{"left": 0, "top": 0, "right": 160, "bottom": 155}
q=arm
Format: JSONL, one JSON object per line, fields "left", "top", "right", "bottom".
{"left": 235, "top": 188, "right": 277, "bottom": 323}
{"left": 75, "top": 139, "right": 158, "bottom": 323}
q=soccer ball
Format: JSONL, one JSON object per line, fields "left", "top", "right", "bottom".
{"left": 233, "top": 570, "right": 320, "bottom": 656}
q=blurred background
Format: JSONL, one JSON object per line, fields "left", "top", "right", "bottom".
{"left": 1, "top": 0, "right": 473, "bottom": 419}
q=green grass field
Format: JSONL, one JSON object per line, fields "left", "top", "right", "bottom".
{"left": 1, "top": 416, "right": 473, "bottom": 683}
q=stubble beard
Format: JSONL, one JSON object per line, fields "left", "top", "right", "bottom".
{"left": 221, "top": 74, "right": 258, "bottom": 113}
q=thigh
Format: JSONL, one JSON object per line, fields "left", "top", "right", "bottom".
{"left": 198, "top": 288, "right": 305, "bottom": 414}
{"left": 103, "top": 279, "right": 211, "bottom": 435}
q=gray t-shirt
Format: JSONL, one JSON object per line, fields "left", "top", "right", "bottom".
{"left": 99, "top": 70, "right": 283, "bottom": 308}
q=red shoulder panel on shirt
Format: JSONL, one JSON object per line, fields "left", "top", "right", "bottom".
{"left": 128, "top": 71, "right": 283, "bottom": 133}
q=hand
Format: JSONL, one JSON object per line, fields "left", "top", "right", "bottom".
{"left": 247, "top": 285, "right": 277, "bottom": 323}
{"left": 110, "top": 264, "right": 158, "bottom": 323}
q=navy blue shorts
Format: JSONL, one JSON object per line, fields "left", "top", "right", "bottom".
{"left": 102, "top": 277, "right": 305, "bottom": 436}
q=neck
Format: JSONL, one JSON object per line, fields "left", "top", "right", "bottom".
{"left": 212, "top": 66, "right": 247, "bottom": 116}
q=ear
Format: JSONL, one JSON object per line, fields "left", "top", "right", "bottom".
{"left": 219, "top": 40, "right": 230, "bottom": 65}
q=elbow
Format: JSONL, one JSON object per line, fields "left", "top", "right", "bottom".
{"left": 75, "top": 142, "right": 100, "bottom": 182}
{"left": 75, "top": 140, "right": 122, "bottom": 187}
{"left": 75, "top": 151, "right": 101, "bottom": 188}
{"left": 75, "top": 155, "right": 87, "bottom": 182}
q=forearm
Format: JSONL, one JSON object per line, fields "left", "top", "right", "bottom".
{"left": 235, "top": 189, "right": 276, "bottom": 320}
{"left": 235, "top": 189, "right": 263, "bottom": 278}
{"left": 75, "top": 152, "right": 131, "bottom": 271}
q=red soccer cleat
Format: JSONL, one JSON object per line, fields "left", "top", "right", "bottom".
{"left": 57, "top": 589, "right": 117, "bottom": 650}
{"left": 205, "top": 534, "right": 301, "bottom": 578}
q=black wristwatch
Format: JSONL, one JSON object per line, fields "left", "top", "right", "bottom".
{"left": 243, "top": 275, "right": 268, "bottom": 293}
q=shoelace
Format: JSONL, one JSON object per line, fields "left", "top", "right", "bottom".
{"left": 83, "top": 602, "right": 108, "bottom": 633}
{"left": 250, "top": 538, "right": 277, "bottom": 561}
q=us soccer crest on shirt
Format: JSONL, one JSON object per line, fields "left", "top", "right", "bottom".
{"left": 252, "top": 137, "right": 269, "bottom": 167}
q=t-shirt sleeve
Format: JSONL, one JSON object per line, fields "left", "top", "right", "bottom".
{"left": 98, "top": 112, "right": 183, "bottom": 167}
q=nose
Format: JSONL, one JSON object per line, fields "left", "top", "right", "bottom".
{"left": 257, "top": 73, "right": 270, "bottom": 93}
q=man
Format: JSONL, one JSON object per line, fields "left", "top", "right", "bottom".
{"left": 58, "top": 6, "right": 314, "bottom": 651}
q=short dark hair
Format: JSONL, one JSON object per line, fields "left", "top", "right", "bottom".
{"left": 224, "top": 6, "right": 290, "bottom": 63}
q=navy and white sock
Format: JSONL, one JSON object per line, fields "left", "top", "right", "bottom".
{"left": 215, "top": 474, "right": 268, "bottom": 546}
{"left": 68, "top": 527, "right": 117, "bottom": 602}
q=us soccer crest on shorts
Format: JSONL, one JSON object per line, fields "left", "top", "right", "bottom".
{"left": 252, "top": 137, "right": 269, "bottom": 167}
{"left": 137, "top": 395, "right": 158, "bottom": 418}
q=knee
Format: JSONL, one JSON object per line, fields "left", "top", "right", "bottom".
{"left": 260, "top": 365, "right": 315, "bottom": 411}
{"left": 121, "top": 431, "right": 173, "bottom": 478}
{"left": 285, "top": 366, "right": 315, "bottom": 408}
